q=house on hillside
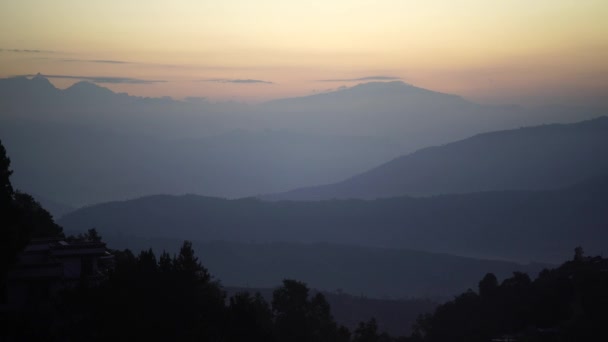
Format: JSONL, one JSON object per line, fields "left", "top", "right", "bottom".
{"left": 2, "top": 238, "right": 114, "bottom": 309}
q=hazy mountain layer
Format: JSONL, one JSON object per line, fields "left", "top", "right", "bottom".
{"left": 268, "top": 117, "right": 608, "bottom": 200}
{"left": 2, "top": 76, "right": 605, "bottom": 206}
{"left": 62, "top": 233, "right": 545, "bottom": 299}
{"left": 0, "top": 120, "right": 400, "bottom": 206}
{"left": 223, "top": 286, "right": 437, "bottom": 337}
{"left": 59, "top": 174, "right": 608, "bottom": 263}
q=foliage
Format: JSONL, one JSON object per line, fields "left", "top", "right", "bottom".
{"left": 412, "top": 248, "right": 608, "bottom": 341}
{"left": 272, "top": 279, "right": 350, "bottom": 342}
{"left": 59, "top": 178, "right": 608, "bottom": 263}
{"left": 0, "top": 139, "right": 63, "bottom": 280}
{"left": 353, "top": 318, "right": 394, "bottom": 342}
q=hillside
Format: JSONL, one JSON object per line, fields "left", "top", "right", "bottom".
{"left": 224, "top": 286, "right": 438, "bottom": 337}
{"left": 59, "top": 173, "right": 608, "bottom": 263}
{"left": 2, "top": 76, "right": 605, "bottom": 206}
{"left": 267, "top": 117, "right": 608, "bottom": 200}
{"left": 91, "top": 236, "right": 545, "bottom": 299}
{"left": 0, "top": 121, "right": 400, "bottom": 206}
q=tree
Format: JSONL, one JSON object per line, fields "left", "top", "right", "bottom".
{"left": 272, "top": 279, "right": 348, "bottom": 342}
{"left": 478, "top": 273, "right": 498, "bottom": 298}
{"left": 13, "top": 192, "right": 63, "bottom": 238}
{"left": 0, "top": 139, "right": 18, "bottom": 279}
{"left": 137, "top": 248, "right": 158, "bottom": 274}
{"left": 273, "top": 279, "right": 311, "bottom": 342}
{"left": 174, "top": 240, "right": 211, "bottom": 282}
{"left": 1, "top": 140, "right": 63, "bottom": 280}
{"left": 84, "top": 228, "right": 101, "bottom": 242}
{"left": 574, "top": 246, "right": 584, "bottom": 262}
{"left": 352, "top": 318, "right": 391, "bottom": 342}
{"left": 227, "top": 292, "right": 275, "bottom": 342}
{"left": 0, "top": 139, "right": 13, "bottom": 203}
{"left": 159, "top": 250, "right": 173, "bottom": 273}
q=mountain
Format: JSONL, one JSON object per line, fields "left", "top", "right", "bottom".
{"left": 260, "top": 81, "right": 497, "bottom": 150}
{"left": 64, "top": 234, "right": 545, "bottom": 299}
{"left": 2, "top": 76, "right": 606, "bottom": 205}
{"left": 30, "top": 193, "right": 75, "bottom": 219}
{"left": 0, "top": 75, "right": 61, "bottom": 109}
{"left": 267, "top": 117, "right": 608, "bottom": 200}
{"left": 0, "top": 75, "right": 257, "bottom": 138}
{"left": 260, "top": 81, "right": 606, "bottom": 150}
{"left": 265, "top": 81, "right": 470, "bottom": 109}
{"left": 58, "top": 173, "right": 608, "bottom": 263}
{"left": 62, "top": 81, "right": 120, "bottom": 101}
{"left": 0, "top": 121, "right": 401, "bottom": 206}
{"left": 224, "top": 286, "right": 437, "bottom": 337}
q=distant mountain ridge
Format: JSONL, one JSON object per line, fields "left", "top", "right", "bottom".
{"left": 0, "top": 120, "right": 401, "bottom": 206}
{"left": 93, "top": 235, "right": 545, "bottom": 300}
{"left": 265, "top": 81, "right": 470, "bottom": 108}
{"left": 0, "top": 75, "right": 167, "bottom": 102}
{"left": 266, "top": 116, "right": 608, "bottom": 200}
{"left": 2, "top": 75, "right": 606, "bottom": 206}
{"left": 59, "top": 173, "right": 608, "bottom": 263}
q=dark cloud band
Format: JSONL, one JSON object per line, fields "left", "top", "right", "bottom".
{"left": 60, "top": 59, "right": 133, "bottom": 64}
{"left": 0, "top": 48, "right": 54, "bottom": 53}
{"left": 317, "top": 76, "right": 401, "bottom": 82}
{"left": 201, "top": 78, "right": 274, "bottom": 84}
{"left": 22, "top": 74, "right": 166, "bottom": 84}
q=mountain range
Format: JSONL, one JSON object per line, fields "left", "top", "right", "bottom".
{"left": 66, "top": 235, "right": 546, "bottom": 299}
{"left": 59, "top": 172, "right": 608, "bottom": 263}
{"left": 4, "top": 75, "right": 607, "bottom": 307}
{"left": 1, "top": 75, "right": 606, "bottom": 208}
{"left": 266, "top": 117, "right": 608, "bottom": 200}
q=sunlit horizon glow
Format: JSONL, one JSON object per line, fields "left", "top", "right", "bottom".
{"left": 1, "top": 0, "right": 607, "bottom": 105}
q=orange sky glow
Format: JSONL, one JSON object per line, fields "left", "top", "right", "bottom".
{"left": 1, "top": 0, "right": 607, "bottom": 105}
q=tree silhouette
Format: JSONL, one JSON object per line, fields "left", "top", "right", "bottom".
{"left": 159, "top": 250, "right": 173, "bottom": 273}
{"left": 478, "top": 273, "right": 498, "bottom": 299}
{"left": 352, "top": 318, "right": 393, "bottom": 342}
{"left": 174, "top": 240, "right": 210, "bottom": 282}
{"left": 0, "top": 140, "right": 13, "bottom": 202}
{"left": 1, "top": 140, "right": 64, "bottom": 282}
{"left": 410, "top": 249, "right": 608, "bottom": 341}
{"left": 1, "top": 140, "right": 61, "bottom": 282}
{"left": 272, "top": 279, "right": 349, "bottom": 342}
{"left": 137, "top": 248, "right": 158, "bottom": 274}
{"left": 227, "top": 292, "right": 275, "bottom": 342}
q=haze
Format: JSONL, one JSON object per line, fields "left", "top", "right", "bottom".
{"left": 2, "top": 1, "right": 608, "bottom": 340}
{"left": 1, "top": 0, "right": 607, "bottom": 105}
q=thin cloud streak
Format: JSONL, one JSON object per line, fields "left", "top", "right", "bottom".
{"left": 317, "top": 76, "right": 402, "bottom": 82}
{"left": 60, "top": 59, "right": 133, "bottom": 64}
{"left": 0, "top": 48, "right": 55, "bottom": 53}
{"left": 21, "top": 74, "right": 166, "bottom": 84}
{"left": 201, "top": 78, "right": 274, "bottom": 84}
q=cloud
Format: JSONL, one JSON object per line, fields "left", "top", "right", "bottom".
{"left": 317, "top": 75, "right": 402, "bottom": 82}
{"left": 22, "top": 74, "right": 166, "bottom": 84}
{"left": 0, "top": 48, "right": 54, "bottom": 53}
{"left": 60, "top": 59, "right": 133, "bottom": 64}
{"left": 201, "top": 78, "right": 274, "bottom": 84}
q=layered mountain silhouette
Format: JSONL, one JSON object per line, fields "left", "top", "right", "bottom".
{"left": 223, "top": 286, "right": 437, "bottom": 337}
{"left": 260, "top": 81, "right": 606, "bottom": 149}
{"left": 59, "top": 173, "right": 608, "bottom": 263}
{"left": 267, "top": 117, "right": 608, "bottom": 200}
{"left": 2, "top": 75, "right": 605, "bottom": 206}
{"left": 265, "top": 81, "right": 470, "bottom": 110}
{"left": 0, "top": 121, "right": 401, "bottom": 206}
{"left": 87, "top": 236, "right": 545, "bottom": 299}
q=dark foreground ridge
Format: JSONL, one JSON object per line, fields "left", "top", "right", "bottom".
{"left": 60, "top": 171, "right": 608, "bottom": 263}
{"left": 267, "top": 116, "right": 608, "bottom": 200}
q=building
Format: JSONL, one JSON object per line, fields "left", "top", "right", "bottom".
{"left": 2, "top": 238, "right": 114, "bottom": 309}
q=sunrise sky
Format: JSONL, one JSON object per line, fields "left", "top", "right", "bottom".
{"left": 1, "top": 0, "right": 607, "bottom": 104}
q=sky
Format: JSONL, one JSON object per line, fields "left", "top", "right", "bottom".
{"left": 1, "top": 0, "right": 607, "bottom": 105}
